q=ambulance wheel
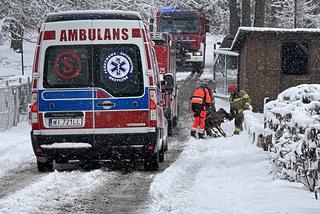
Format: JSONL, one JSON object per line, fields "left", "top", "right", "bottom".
{"left": 173, "top": 104, "right": 180, "bottom": 128}
{"left": 168, "top": 120, "right": 173, "bottom": 136}
{"left": 159, "top": 144, "right": 165, "bottom": 163}
{"left": 37, "top": 160, "right": 53, "bottom": 172}
{"left": 144, "top": 149, "right": 160, "bottom": 171}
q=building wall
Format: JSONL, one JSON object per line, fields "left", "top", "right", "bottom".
{"left": 239, "top": 32, "right": 320, "bottom": 112}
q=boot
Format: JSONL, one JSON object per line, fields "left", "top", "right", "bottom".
{"left": 198, "top": 133, "right": 205, "bottom": 139}
{"left": 191, "top": 130, "right": 196, "bottom": 138}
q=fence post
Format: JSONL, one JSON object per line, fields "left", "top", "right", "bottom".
{"left": 213, "top": 43, "right": 216, "bottom": 81}
{"left": 224, "top": 55, "right": 227, "bottom": 94}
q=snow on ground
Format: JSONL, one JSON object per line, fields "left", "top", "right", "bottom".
{"left": 0, "top": 170, "right": 116, "bottom": 214}
{"left": 147, "top": 98, "right": 320, "bottom": 214}
{"left": 148, "top": 134, "right": 320, "bottom": 214}
{"left": 0, "top": 122, "right": 35, "bottom": 177}
{"left": 176, "top": 72, "right": 192, "bottom": 82}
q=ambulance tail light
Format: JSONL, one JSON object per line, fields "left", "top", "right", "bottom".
{"left": 149, "top": 89, "right": 157, "bottom": 127}
{"left": 30, "top": 92, "right": 39, "bottom": 129}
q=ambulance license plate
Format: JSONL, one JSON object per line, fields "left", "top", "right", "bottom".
{"left": 48, "top": 118, "right": 83, "bottom": 128}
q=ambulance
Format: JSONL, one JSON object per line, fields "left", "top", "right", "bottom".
{"left": 29, "top": 10, "right": 168, "bottom": 171}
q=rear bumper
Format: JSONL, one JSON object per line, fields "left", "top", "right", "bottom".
{"left": 31, "top": 130, "right": 159, "bottom": 161}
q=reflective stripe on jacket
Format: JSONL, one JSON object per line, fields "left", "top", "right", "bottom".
{"left": 229, "top": 90, "right": 251, "bottom": 112}
{"left": 191, "top": 88, "right": 206, "bottom": 104}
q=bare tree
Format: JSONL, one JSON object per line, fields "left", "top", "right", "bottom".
{"left": 229, "top": 0, "right": 240, "bottom": 35}
{"left": 254, "top": 0, "right": 266, "bottom": 27}
{"left": 241, "top": 0, "right": 251, "bottom": 26}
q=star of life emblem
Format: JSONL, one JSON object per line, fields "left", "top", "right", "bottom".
{"left": 103, "top": 51, "right": 133, "bottom": 82}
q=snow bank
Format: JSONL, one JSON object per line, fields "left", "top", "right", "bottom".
{"left": 262, "top": 84, "right": 320, "bottom": 192}
{"left": 148, "top": 134, "right": 320, "bottom": 214}
{"left": 243, "top": 110, "right": 264, "bottom": 145}
{"left": 0, "top": 122, "right": 34, "bottom": 177}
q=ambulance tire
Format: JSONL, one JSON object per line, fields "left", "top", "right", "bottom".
{"left": 37, "top": 160, "right": 53, "bottom": 172}
{"left": 144, "top": 131, "right": 160, "bottom": 171}
{"left": 144, "top": 150, "right": 160, "bottom": 171}
{"left": 173, "top": 103, "right": 180, "bottom": 128}
{"left": 159, "top": 144, "right": 165, "bottom": 163}
{"left": 168, "top": 120, "right": 173, "bottom": 136}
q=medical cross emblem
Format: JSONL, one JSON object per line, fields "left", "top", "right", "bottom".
{"left": 110, "top": 58, "right": 127, "bottom": 76}
{"left": 103, "top": 51, "right": 133, "bottom": 82}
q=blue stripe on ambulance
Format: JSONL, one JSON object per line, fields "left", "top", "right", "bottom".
{"left": 38, "top": 89, "right": 149, "bottom": 112}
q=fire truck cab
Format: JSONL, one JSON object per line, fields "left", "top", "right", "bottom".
{"left": 29, "top": 10, "right": 168, "bottom": 172}
{"left": 151, "top": 32, "right": 179, "bottom": 135}
{"left": 154, "top": 8, "right": 209, "bottom": 73}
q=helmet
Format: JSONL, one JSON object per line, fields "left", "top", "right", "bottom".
{"left": 197, "top": 79, "right": 207, "bottom": 88}
{"left": 228, "top": 83, "right": 238, "bottom": 93}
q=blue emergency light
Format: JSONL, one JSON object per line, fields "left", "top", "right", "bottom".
{"left": 159, "top": 8, "right": 181, "bottom": 13}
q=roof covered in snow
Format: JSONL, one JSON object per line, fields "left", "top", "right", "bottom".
{"left": 46, "top": 10, "right": 142, "bottom": 22}
{"left": 231, "top": 27, "right": 320, "bottom": 51}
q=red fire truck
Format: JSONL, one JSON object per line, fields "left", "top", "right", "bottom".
{"left": 151, "top": 32, "right": 179, "bottom": 135}
{"left": 154, "top": 8, "right": 209, "bottom": 73}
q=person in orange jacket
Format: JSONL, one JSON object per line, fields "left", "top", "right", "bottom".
{"left": 190, "top": 81, "right": 213, "bottom": 139}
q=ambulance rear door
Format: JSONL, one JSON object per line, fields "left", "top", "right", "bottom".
{"left": 37, "top": 20, "right": 95, "bottom": 139}
{"left": 91, "top": 20, "right": 150, "bottom": 141}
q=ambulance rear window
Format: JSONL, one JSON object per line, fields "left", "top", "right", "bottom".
{"left": 43, "top": 46, "right": 91, "bottom": 88}
{"left": 94, "top": 44, "right": 143, "bottom": 97}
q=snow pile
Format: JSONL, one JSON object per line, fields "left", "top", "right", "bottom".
{"left": 148, "top": 134, "right": 320, "bottom": 214}
{"left": 0, "top": 122, "right": 34, "bottom": 177}
{"left": 243, "top": 110, "right": 264, "bottom": 145}
{"left": 262, "top": 84, "right": 320, "bottom": 192}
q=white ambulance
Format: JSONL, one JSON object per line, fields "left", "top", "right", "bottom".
{"left": 29, "top": 10, "right": 168, "bottom": 171}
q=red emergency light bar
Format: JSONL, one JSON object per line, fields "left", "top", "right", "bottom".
{"left": 43, "top": 31, "right": 56, "bottom": 40}
{"left": 132, "top": 28, "right": 141, "bottom": 38}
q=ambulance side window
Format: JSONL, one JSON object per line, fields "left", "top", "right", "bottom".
{"left": 94, "top": 44, "right": 144, "bottom": 97}
{"left": 43, "top": 46, "right": 91, "bottom": 88}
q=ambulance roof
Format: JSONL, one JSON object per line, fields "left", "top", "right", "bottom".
{"left": 46, "top": 10, "right": 142, "bottom": 22}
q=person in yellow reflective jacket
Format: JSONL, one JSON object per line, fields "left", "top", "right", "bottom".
{"left": 228, "top": 83, "right": 251, "bottom": 135}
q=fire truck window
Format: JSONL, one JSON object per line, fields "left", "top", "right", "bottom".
{"left": 281, "top": 42, "right": 308, "bottom": 75}
{"left": 94, "top": 44, "right": 143, "bottom": 97}
{"left": 44, "top": 46, "right": 90, "bottom": 88}
{"left": 160, "top": 18, "right": 199, "bottom": 34}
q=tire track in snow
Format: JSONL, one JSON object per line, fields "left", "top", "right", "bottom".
{"left": 0, "top": 170, "right": 116, "bottom": 214}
